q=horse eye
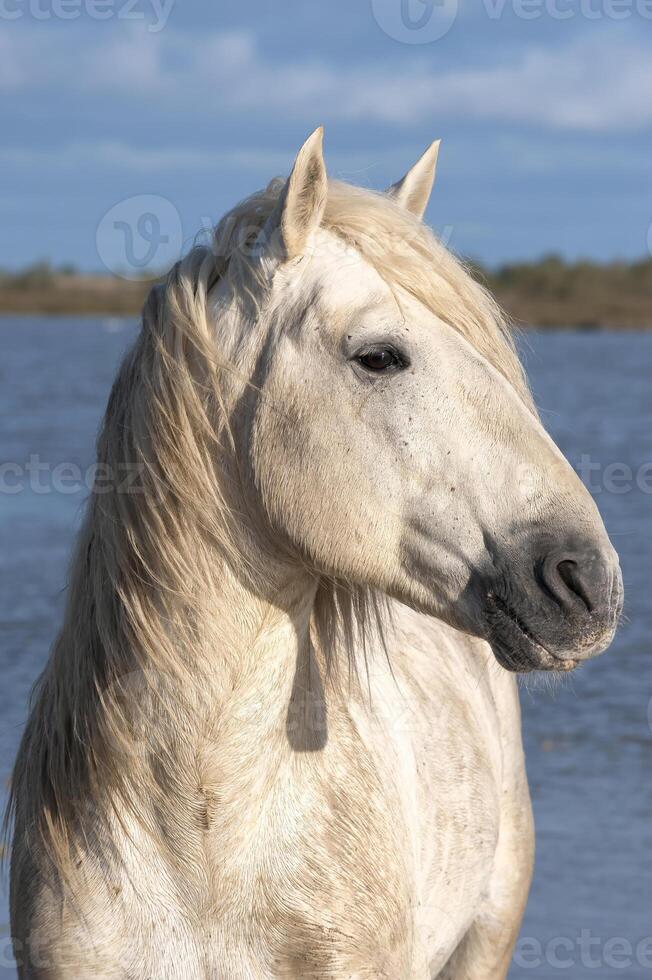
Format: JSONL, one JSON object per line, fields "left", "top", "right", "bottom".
{"left": 357, "top": 348, "right": 402, "bottom": 372}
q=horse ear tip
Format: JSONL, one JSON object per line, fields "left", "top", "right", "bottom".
{"left": 299, "top": 127, "right": 325, "bottom": 158}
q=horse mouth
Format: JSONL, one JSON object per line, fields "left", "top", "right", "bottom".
{"left": 485, "top": 593, "right": 579, "bottom": 674}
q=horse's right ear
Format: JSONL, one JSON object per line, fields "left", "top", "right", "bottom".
{"left": 262, "top": 127, "right": 328, "bottom": 262}
{"left": 387, "top": 140, "right": 440, "bottom": 219}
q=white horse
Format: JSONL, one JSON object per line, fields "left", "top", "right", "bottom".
{"left": 8, "top": 129, "right": 622, "bottom": 979}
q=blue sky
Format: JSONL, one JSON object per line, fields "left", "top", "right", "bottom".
{"left": 2, "top": 0, "right": 651, "bottom": 270}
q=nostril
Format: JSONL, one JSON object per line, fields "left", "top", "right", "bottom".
{"left": 556, "top": 559, "right": 594, "bottom": 613}
{"left": 538, "top": 546, "right": 610, "bottom": 615}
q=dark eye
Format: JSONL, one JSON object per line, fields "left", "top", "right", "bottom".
{"left": 357, "top": 347, "right": 404, "bottom": 373}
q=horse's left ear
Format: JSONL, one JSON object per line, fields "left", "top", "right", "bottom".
{"left": 266, "top": 127, "right": 328, "bottom": 261}
{"left": 387, "top": 140, "right": 440, "bottom": 219}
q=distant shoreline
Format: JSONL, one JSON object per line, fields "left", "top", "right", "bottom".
{"left": 1, "top": 256, "right": 651, "bottom": 329}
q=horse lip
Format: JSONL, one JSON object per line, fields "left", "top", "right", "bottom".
{"left": 485, "top": 592, "right": 579, "bottom": 673}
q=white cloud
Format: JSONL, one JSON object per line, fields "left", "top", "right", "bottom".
{"left": 0, "top": 30, "right": 24, "bottom": 88}
{"left": 0, "top": 140, "right": 435, "bottom": 185}
{"left": 1, "top": 25, "right": 650, "bottom": 131}
{"left": 418, "top": 38, "right": 652, "bottom": 131}
{"left": 3, "top": 133, "right": 649, "bottom": 189}
{"left": 0, "top": 141, "right": 291, "bottom": 172}
{"left": 85, "top": 29, "right": 165, "bottom": 92}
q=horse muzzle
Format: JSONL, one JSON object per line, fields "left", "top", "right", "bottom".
{"left": 481, "top": 537, "right": 623, "bottom": 673}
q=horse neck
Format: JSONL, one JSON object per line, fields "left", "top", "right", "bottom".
{"left": 157, "top": 554, "right": 326, "bottom": 808}
{"left": 203, "top": 553, "right": 319, "bottom": 693}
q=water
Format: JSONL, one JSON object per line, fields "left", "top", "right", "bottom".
{"left": 0, "top": 318, "right": 650, "bottom": 977}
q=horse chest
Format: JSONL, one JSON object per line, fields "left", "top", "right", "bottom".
{"left": 190, "top": 729, "right": 418, "bottom": 975}
{"left": 29, "top": 638, "right": 508, "bottom": 980}
{"left": 187, "top": 690, "right": 502, "bottom": 977}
